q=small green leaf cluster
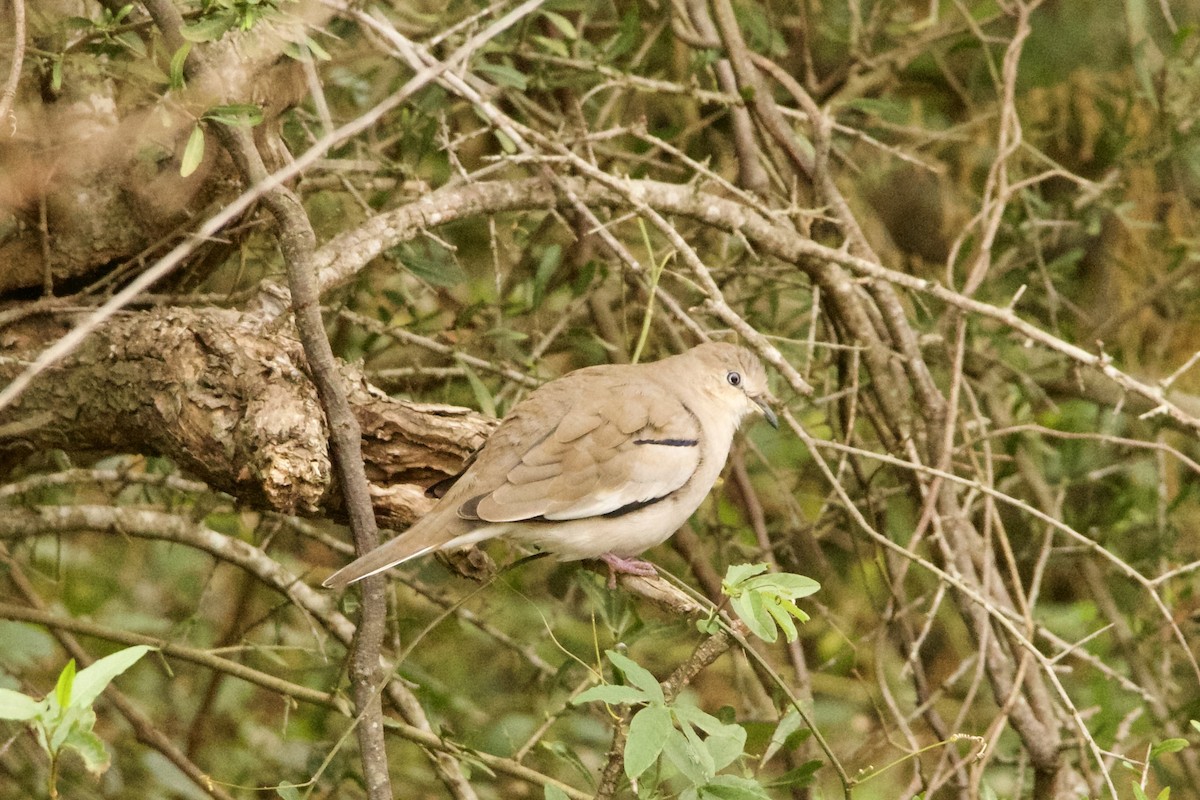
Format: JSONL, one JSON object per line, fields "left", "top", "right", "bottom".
{"left": 0, "top": 646, "right": 155, "bottom": 795}
{"left": 181, "top": 0, "right": 283, "bottom": 42}
{"left": 1125, "top": 725, "right": 1196, "bottom": 800}
{"left": 719, "top": 564, "right": 820, "bottom": 643}
{"left": 573, "top": 650, "right": 771, "bottom": 800}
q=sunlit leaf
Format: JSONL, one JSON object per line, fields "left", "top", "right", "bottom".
{"left": 625, "top": 705, "right": 673, "bottom": 780}
{"left": 65, "top": 725, "right": 110, "bottom": 776}
{"left": 70, "top": 646, "right": 154, "bottom": 709}
{"left": 606, "top": 650, "right": 664, "bottom": 705}
{"left": 54, "top": 659, "right": 76, "bottom": 711}
{"left": 573, "top": 684, "right": 649, "bottom": 706}
{"left": 181, "top": 125, "right": 205, "bottom": 177}
{"left": 1150, "top": 738, "right": 1188, "bottom": 759}
{"left": 699, "top": 774, "right": 773, "bottom": 799}
{"left": 0, "top": 689, "right": 40, "bottom": 721}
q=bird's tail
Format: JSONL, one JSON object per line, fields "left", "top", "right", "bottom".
{"left": 322, "top": 535, "right": 438, "bottom": 591}
{"left": 321, "top": 511, "right": 498, "bottom": 591}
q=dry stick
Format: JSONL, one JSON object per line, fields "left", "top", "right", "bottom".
{"left": 0, "top": 602, "right": 341, "bottom": 710}
{"left": 245, "top": 127, "right": 394, "bottom": 800}
{"left": 678, "top": 0, "right": 770, "bottom": 194}
{"left": 137, "top": 0, "right": 392, "bottom": 791}
{"left": 0, "top": 0, "right": 24, "bottom": 128}
{"left": 782, "top": 411, "right": 1121, "bottom": 800}
{"left": 957, "top": 0, "right": 1042, "bottom": 297}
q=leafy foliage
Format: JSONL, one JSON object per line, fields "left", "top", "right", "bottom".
{"left": 574, "top": 649, "right": 781, "bottom": 798}
{"left": 4, "top": 0, "right": 1200, "bottom": 799}
{"left": 718, "top": 563, "right": 819, "bottom": 643}
{"left": 0, "top": 647, "right": 155, "bottom": 795}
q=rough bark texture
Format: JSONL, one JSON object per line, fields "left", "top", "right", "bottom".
{"left": 0, "top": 306, "right": 493, "bottom": 524}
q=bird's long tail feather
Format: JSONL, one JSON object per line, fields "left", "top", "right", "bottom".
{"left": 322, "top": 514, "right": 501, "bottom": 591}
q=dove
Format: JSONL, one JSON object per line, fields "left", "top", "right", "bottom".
{"left": 322, "top": 342, "right": 777, "bottom": 590}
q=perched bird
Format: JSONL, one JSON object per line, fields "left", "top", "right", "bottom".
{"left": 322, "top": 342, "right": 777, "bottom": 590}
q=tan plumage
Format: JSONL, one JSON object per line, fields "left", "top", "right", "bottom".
{"left": 322, "top": 342, "right": 776, "bottom": 590}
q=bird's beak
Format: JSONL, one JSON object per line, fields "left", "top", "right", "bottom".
{"left": 753, "top": 396, "right": 779, "bottom": 429}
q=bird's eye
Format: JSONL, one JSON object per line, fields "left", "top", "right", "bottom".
{"left": 726, "top": 371, "right": 742, "bottom": 387}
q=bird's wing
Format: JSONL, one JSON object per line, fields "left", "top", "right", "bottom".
{"left": 462, "top": 381, "right": 702, "bottom": 523}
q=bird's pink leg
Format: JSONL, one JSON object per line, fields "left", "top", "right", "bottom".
{"left": 598, "top": 553, "right": 658, "bottom": 588}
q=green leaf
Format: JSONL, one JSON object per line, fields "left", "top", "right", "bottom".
{"left": 606, "top": 8, "right": 640, "bottom": 58}
{"left": 723, "top": 565, "right": 819, "bottom": 643}
{"left": 276, "top": 782, "right": 303, "bottom": 800}
{"left": 532, "top": 244, "right": 562, "bottom": 308}
{"left": 625, "top": 705, "right": 673, "bottom": 780}
{"left": 475, "top": 62, "right": 528, "bottom": 91}
{"left": 1156, "top": 787, "right": 1170, "bottom": 800}
{"left": 663, "top": 727, "right": 711, "bottom": 786}
{"left": 674, "top": 705, "right": 745, "bottom": 772}
{"left": 0, "top": 689, "right": 41, "bottom": 721}
{"left": 494, "top": 129, "right": 517, "bottom": 154}
{"left": 54, "top": 659, "right": 76, "bottom": 710}
{"left": 573, "top": 684, "right": 649, "bottom": 706}
{"left": 533, "top": 35, "right": 569, "bottom": 58}
{"left": 392, "top": 242, "right": 467, "bottom": 287}
{"left": 1150, "top": 738, "right": 1189, "bottom": 759}
{"left": 203, "top": 104, "right": 264, "bottom": 127}
{"left": 168, "top": 43, "right": 190, "bottom": 88}
{"left": 180, "top": 14, "right": 235, "bottom": 42}
{"left": 761, "top": 598, "right": 800, "bottom": 643}
{"left": 699, "top": 774, "right": 773, "bottom": 799}
{"left": 65, "top": 725, "right": 110, "bottom": 776}
{"left": 456, "top": 360, "right": 496, "bottom": 419}
{"left": 540, "top": 10, "right": 578, "bottom": 39}
{"left": 49, "top": 704, "right": 91, "bottom": 752}
{"left": 298, "top": 35, "right": 332, "bottom": 62}
{"left": 761, "top": 709, "right": 803, "bottom": 765}
{"left": 747, "top": 573, "right": 821, "bottom": 598}
{"left": 1132, "top": 783, "right": 1149, "bottom": 800}
{"left": 703, "top": 726, "right": 745, "bottom": 773}
{"left": 544, "top": 786, "right": 570, "bottom": 800}
{"left": 672, "top": 704, "right": 726, "bottom": 736}
{"left": 181, "top": 125, "right": 205, "bottom": 177}
{"left": 1191, "top": 719, "right": 1200, "bottom": 734}
{"left": 70, "top": 646, "right": 154, "bottom": 710}
{"left": 723, "top": 563, "right": 768, "bottom": 588}
{"left": 769, "top": 761, "right": 822, "bottom": 789}
{"left": 731, "top": 588, "right": 776, "bottom": 642}
{"left": 606, "top": 651, "right": 664, "bottom": 705}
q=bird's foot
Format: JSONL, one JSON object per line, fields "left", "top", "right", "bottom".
{"left": 598, "top": 553, "right": 658, "bottom": 589}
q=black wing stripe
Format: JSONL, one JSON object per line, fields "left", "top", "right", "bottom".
{"left": 633, "top": 438, "right": 699, "bottom": 447}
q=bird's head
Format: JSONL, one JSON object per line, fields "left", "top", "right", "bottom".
{"left": 687, "top": 342, "right": 778, "bottom": 429}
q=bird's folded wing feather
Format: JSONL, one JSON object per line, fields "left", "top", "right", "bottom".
{"left": 463, "top": 384, "right": 701, "bottom": 522}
